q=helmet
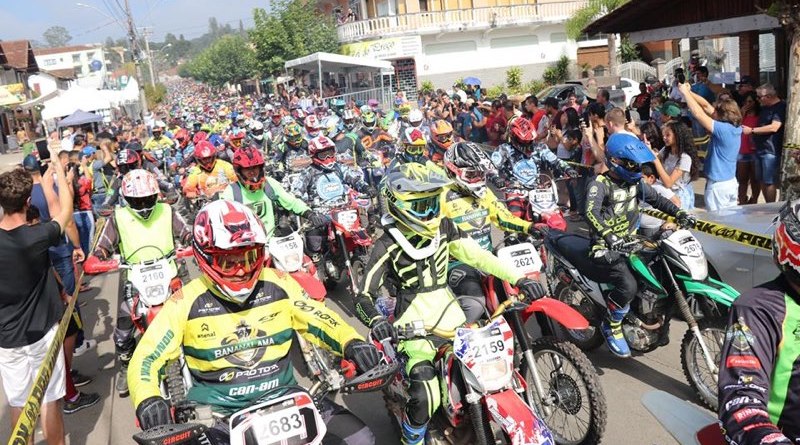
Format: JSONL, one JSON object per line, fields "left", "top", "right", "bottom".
{"left": 270, "top": 112, "right": 283, "bottom": 124}
{"left": 322, "top": 115, "right": 342, "bottom": 139}
{"left": 308, "top": 136, "right": 337, "bottom": 170}
{"left": 408, "top": 109, "right": 424, "bottom": 127}
{"left": 604, "top": 133, "right": 655, "bottom": 184}
{"left": 774, "top": 200, "right": 800, "bottom": 284}
{"left": 430, "top": 119, "right": 454, "bottom": 161}
{"left": 508, "top": 117, "right": 536, "bottom": 156}
{"left": 304, "top": 115, "right": 321, "bottom": 138}
{"left": 232, "top": 147, "right": 266, "bottom": 191}
{"left": 116, "top": 149, "right": 141, "bottom": 175}
{"left": 361, "top": 111, "right": 377, "bottom": 134}
{"left": 400, "top": 127, "right": 428, "bottom": 163}
{"left": 342, "top": 109, "right": 357, "bottom": 131}
{"left": 384, "top": 163, "right": 451, "bottom": 238}
{"left": 444, "top": 142, "right": 493, "bottom": 197}
{"left": 194, "top": 140, "right": 217, "bottom": 171}
{"left": 192, "top": 200, "right": 267, "bottom": 305}
{"left": 120, "top": 169, "right": 159, "bottom": 220}
{"left": 174, "top": 128, "right": 190, "bottom": 148}
{"left": 193, "top": 131, "right": 209, "bottom": 146}
{"left": 229, "top": 129, "right": 246, "bottom": 148}
{"left": 291, "top": 108, "right": 307, "bottom": 123}
{"left": 284, "top": 123, "right": 304, "bottom": 147}
{"left": 249, "top": 120, "right": 265, "bottom": 141}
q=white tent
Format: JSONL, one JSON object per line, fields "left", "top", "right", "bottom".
{"left": 41, "top": 86, "right": 112, "bottom": 120}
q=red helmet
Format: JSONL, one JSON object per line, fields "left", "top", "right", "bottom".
{"left": 174, "top": 128, "right": 190, "bottom": 148}
{"left": 232, "top": 147, "right": 266, "bottom": 191}
{"left": 192, "top": 200, "right": 267, "bottom": 305}
{"left": 304, "top": 115, "right": 321, "bottom": 138}
{"left": 194, "top": 140, "right": 217, "bottom": 171}
{"left": 193, "top": 131, "right": 209, "bottom": 146}
{"left": 229, "top": 129, "right": 246, "bottom": 149}
{"left": 308, "top": 136, "right": 336, "bottom": 170}
{"left": 508, "top": 117, "right": 536, "bottom": 155}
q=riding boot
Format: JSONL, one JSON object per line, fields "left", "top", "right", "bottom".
{"left": 115, "top": 347, "right": 133, "bottom": 397}
{"left": 601, "top": 299, "right": 631, "bottom": 358}
{"left": 400, "top": 417, "right": 427, "bottom": 445}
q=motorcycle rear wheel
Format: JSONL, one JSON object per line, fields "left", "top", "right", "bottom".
{"left": 522, "top": 337, "right": 607, "bottom": 445}
{"left": 680, "top": 317, "right": 726, "bottom": 411}
{"left": 552, "top": 282, "right": 604, "bottom": 351}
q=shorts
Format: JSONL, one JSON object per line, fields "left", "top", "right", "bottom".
{"left": 737, "top": 153, "right": 755, "bottom": 162}
{"left": 0, "top": 325, "right": 66, "bottom": 407}
{"left": 754, "top": 152, "right": 780, "bottom": 185}
{"left": 705, "top": 178, "right": 738, "bottom": 212}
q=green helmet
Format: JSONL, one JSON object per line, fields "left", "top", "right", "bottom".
{"left": 384, "top": 163, "right": 452, "bottom": 238}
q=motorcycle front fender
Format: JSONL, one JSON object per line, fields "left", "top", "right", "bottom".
{"left": 522, "top": 297, "right": 590, "bottom": 330}
{"left": 675, "top": 275, "right": 740, "bottom": 308}
{"left": 483, "top": 389, "right": 554, "bottom": 445}
{"left": 290, "top": 270, "right": 327, "bottom": 301}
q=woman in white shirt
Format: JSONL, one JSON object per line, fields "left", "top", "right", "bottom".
{"left": 653, "top": 120, "right": 699, "bottom": 209}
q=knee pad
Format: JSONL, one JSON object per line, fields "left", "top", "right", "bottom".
{"left": 405, "top": 361, "right": 439, "bottom": 426}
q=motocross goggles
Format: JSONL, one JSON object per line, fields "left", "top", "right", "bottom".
{"left": 611, "top": 157, "right": 641, "bottom": 173}
{"left": 395, "top": 195, "right": 440, "bottom": 221}
{"left": 212, "top": 247, "right": 264, "bottom": 277}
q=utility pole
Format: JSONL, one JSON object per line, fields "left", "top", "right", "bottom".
{"left": 123, "top": 0, "right": 148, "bottom": 119}
{"left": 141, "top": 27, "right": 156, "bottom": 87}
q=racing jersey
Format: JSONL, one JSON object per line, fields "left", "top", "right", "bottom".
{"left": 442, "top": 187, "right": 531, "bottom": 250}
{"left": 220, "top": 178, "right": 309, "bottom": 236}
{"left": 295, "top": 164, "right": 369, "bottom": 205}
{"left": 128, "top": 268, "right": 362, "bottom": 415}
{"left": 143, "top": 135, "right": 175, "bottom": 152}
{"left": 490, "top": 142, "right": 570, "bottom": 185}
{"left": 585, "top": 174, "right": 680, "bottom": 250}
{"left": 718, "top": 276, "right": 800, "bottom": 445}
{"left": 93, "top": 203, "right": 190, "bottom": 260}
{"left": 183, "top": 160, "right": 237, "bottom": 197}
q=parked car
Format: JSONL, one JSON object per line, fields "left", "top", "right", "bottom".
{"left": 619, "top": 77, "right": 640, "bottom": 105}
{"left": 535, "top": 83, "right": 626, "bottom": 110}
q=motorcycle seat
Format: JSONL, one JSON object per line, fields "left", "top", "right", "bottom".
{"left": 548, "top": 232, "right": 610, "bottom": 284}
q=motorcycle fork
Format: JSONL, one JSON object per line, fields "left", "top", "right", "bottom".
{"left": 661, "top": 258, "right": 719, "bottom": 381}
{"left": 506, "top": 309, "right": 553, "bottom": 417}
{"left": 337, "top": 231, "right": 358, "bottom": 294}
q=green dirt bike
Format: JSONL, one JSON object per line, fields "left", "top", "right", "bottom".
{"left": 541, "top": 228, "right": 739, "bottom": 411}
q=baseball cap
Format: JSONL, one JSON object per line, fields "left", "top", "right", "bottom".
{"left": 22, "top": 155, "right": 39, "bottom": 172}
{"left": 736, "top": 75, "right": 755, "bottom": 87}
{"left": 82, "top": 146, "right": 96, "bottom": 157}
{"left": 660, "top": 101, "right": 681, "bottom": 117}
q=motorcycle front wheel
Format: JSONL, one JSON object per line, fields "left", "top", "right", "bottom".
{"left": 522, "top": 337, "right": 607, "bottom": 445}
{"left": 551, "top": 282, "right": 604, "bottom": 351}
{"left": 680, "top": 317, "right": 726, "bottom": 411}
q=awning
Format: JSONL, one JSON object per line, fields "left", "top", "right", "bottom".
{"left": 285, "top": 52, "right": 394, "bottom": 74}
{"left": 19, "top": 89, "right": 59, "bottom": 110}
{"left": 57, "top": 109, "right": 103, "bottom": 128}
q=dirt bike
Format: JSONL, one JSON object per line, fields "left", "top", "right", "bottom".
{"left": 496, "top": 165, "right": 567, "bottom": 233}
{"left": 542, "top": 229, "right": 739, "bottom": 411}
{"left": 133, "top": 360, "right": 400, "bottom": 445}
{"left": 482, "top": 241, "right": 607, "bottom": 445}
{"left": 381, "top": 295, "right": 575, "bottom": 445}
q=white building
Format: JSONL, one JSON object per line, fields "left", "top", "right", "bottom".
{"left": 34, "top": 44, "right": 109, "bottom": 90}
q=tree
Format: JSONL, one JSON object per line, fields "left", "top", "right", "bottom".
{"left": 773, "top": 1, "right": 800, "bottom": 200}
{"left": 180, "top": 35, "right": 256, "bottom": 87}
{"left": 565, "top": 0, "right": 629, "bottom": 76}
{"left": 42, "top": 26, "right": 72, "bottom": 48}
{"left": 250, "top": 0, "right": 339, "bottom": 76}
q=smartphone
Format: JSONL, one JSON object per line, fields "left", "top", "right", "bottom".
{"left": 624, "top": 109, "right": 632, "bottom": 123}
{"left": 35, "top": 138, "right": 49, "bottom": 162}
{"left": 583, "top": 114, "right": 590, "bottom": 127}
{"left": 677, "top": 72, "right": 686, "bottom": 84}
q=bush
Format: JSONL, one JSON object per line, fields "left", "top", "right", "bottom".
{"left": 526, "top": 79, "right": 548, "bottom": 96}
{"left": 542, "top": 55, "right": 571, "bottom": 86}
{"left": 506, "top": 66, "right": 523, "bottom": 94}
{"left": 144, "top": 83, "right": 168, "bottom": 108}
{"left": 485, "top": 83, "right": 506, "bottom": 99}
{"left": 419, "top": 80, "right": 434, "bottom": 95}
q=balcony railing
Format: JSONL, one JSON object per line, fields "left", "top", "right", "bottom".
{"left": 337, "top": 1, "right": 587, "bottom": 43}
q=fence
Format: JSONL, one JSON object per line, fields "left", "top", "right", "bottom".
{"left": 663, "top": 57, "right": 685, "bottom": 79}
{"left": 325, "top": 86, "right": 395, "bottom": 108}
{"left": 616, "top": 61, "right": 656, "bottom": 82}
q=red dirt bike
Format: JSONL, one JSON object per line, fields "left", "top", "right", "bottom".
{"left": 498, "top": 160, "right": 568, "bottom": 234}
{"left": 321, "top": 188, "right": 373, "bottom": 294}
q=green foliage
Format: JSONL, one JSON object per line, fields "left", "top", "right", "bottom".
{"left": 250, "top": 0, "right": 339, "bottom": 76}
{"left": 485, "top": 84, "right": 506, "bottom": 99}
{"left": 542, "top": 55, "right": 571, "bottom": 86}
{"left": 453, "top": 78, "right": 467, "bottom": 91}
{"left": 42, "top": 26, "right": 72, "bottom": 48}
{"left": 506, "top": 67, "right": 523, "bottom": 93}
{"left": 619, "top": 35, "right": 640, "bottom": 63}
{"left": 144, "top": 83, "right": 168, "bottom": 109}
{"left": 526, "top": 79, "right": 548, "bottom": 95}
{"left": 179, "top": 35, "right": 256, "bottom": 87}
{"left": 565, "top": 0, "right": 629, "bottom": 40}
{"left": 419, "top": 80, "right": 435, "bottom": 95}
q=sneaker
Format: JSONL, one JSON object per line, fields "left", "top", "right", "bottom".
{"left": 63, "top": 392, "right": 101, "bottom": 414}
{"left": 601, "top": 320, "right": 631, "bottom": 358}
{"left": 70, "top": 370, "right": 92, "bottom": 387}
{"left": 73, "top": 339, "right": 97, "bottom": 357}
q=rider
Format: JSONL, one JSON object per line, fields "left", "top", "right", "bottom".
{"left": 128, "top": 200, "right": 382, "bottom": 445}
{"left": 387, "top": 127, "right": 441, "bottom": 173}
{"left": 143, "top": 122, "right": 174, "bottom": 153}
{"left": 584, "top": 133, "right": 695, "bottom": 358}
{"left": 273, "top": 122, "right": 309, "bottom": 175}
{"left": 100, "top": 148, "right": 175, "bottom": 210}
{"left": 718, "top": 199, "right": 800, "bottom": 445}
{"left": 304, "top": 115, "right": 322, "bottom": 141}
{"left": 442, "top": 142, "right": 538, "bottom": 322}
{"left": 354, "top": 163, "right": 545, "bottom": 445}
{"left": 222, "top": 146, "right": 328, "bottom": 236}
{"left": 183, "top": 140, "right": 237, "bottom": 199}
{"left": 246, "top": 119, "right": 266, "bottom": 151}
{"left": 91, "top": 169, "right": 191, "bottom": 397}
{"left": 428, "top": 119, "right": 458, "bottom": 164}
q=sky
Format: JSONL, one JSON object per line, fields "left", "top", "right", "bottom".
{"left": 0, "top": 0, "right": 270, "bottom": 45}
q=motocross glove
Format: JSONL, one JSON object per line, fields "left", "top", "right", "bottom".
{"left": 136, "top": 396, "right": 173, "bottom": 430}
{"left": 303, "top": 210, "right": 330, "bottom": 228}
{"left": 675, "top": 211, "right": 697, "bottom": 229}
{"left": 565, "top": 168, "right": 579, "bottom": 179}
{"left": 515, "top": 277, "right": 547, "bottom": 302}
{"left": 344, "top": 340, "right": 381, "bottom": 373}
{"left": 370, "top": 317, "right": 397, "bottom": 343}
{"left": 592, "top": 248, "right": 621, "bottom": 265}
{"left": 604, "top": 233, "right": 624, "bottom": 251}
{"left": 527, "top": 224, "right": 542, "bottom": 238}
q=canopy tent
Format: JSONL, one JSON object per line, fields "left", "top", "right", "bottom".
{"left": 57, "top": 109, "right": 103, "bottom": 128}
{"left": 41, "top": 86, "right": 112, "bottom": 120}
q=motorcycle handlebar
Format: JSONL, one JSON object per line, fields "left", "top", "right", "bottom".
{"left": 396, "top": 299, "right": 520, "bottom": 340}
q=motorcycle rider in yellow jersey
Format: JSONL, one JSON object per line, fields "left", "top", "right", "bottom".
{"left": 441, "top": 142, "right": 540, "bottom": 322}
{"left": 183, "top": 141, "right": 237, "bottom": 199}
{"left": 353, "top": 164, "right": 546, "bottom": 445}
{"left": 143, "top": 122, "right": 175, "bottom": 152}
{"left": 91, "top": 169, "right": 192, "bottom": 397}
{"left": 128, "top": 200, "right": 383, "bottom": 445}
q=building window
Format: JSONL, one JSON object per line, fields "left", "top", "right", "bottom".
{"left": 577, "top": 33, "right": 608, "bottom": 42}
{"left": 425, "top": 40, "right": 476, "bottom": 55}
{"left": 550, "top": 33, "right": 567, "bottom": 44}
{"left": 490, "top": 35, "right": 539, "bottom": 49}
{"left": 419, "top": 0, "right": 428, "bottom": 11}
{"left": 72, "top": 54, "right": 81, "bottom": 64}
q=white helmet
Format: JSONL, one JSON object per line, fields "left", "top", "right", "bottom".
{"left": 408, "top": 109, "right": 423, "bottom": 126}
{"left": 249, "top": 120, "right": 265, "bottom": 141}
{"left": 121, "top": 169, "right": 159, "bottom": 220}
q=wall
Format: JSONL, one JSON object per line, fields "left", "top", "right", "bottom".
{"left": 577, "top": 45, "right": 608, "bottom": 72}
{"left": 34, "top": 47, "right": 107, "bottom": 89}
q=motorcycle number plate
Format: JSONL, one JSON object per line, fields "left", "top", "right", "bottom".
{"left": 453, "top": 318, "right": 515, "bottom": 392}
{"left": 335, "top": 209, "right": 359, "bottom": 231}
{"left": 129, "top": 260, "right": 172, "bottom": 306}
{"left": 250, "top": 407, "right": 306, "bottom": 444}
{"left": 497, "top": 242, "right": 542, "bottom": 275}
{"left": 230, "top": 391, "right": 324, "bottom": 445}
{"left": 268, "top": 233, "right": 304, "bottom": 273}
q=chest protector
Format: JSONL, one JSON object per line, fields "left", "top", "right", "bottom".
{"left": 114, "top": 203, "right": 176, "bottom": 275}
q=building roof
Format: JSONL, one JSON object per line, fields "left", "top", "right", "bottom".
{"left": 285, "top": 52, "right": 394, "bottom": 73}
{"left": 34, "top": 44, "right": 103, "bottom": 56}
{"left": 42, "top": 68, "right": 77, "bottom": 80}
{"left": 0, "top": 40, "right": 38, "bottom": 72}
{"left": 584, "top": 0, "right": 774, "bottom": 34}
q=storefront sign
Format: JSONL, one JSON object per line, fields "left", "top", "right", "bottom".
{"left": 0, "top": 83, "right": 26, "bottom": 106}
{"left": 341, "top": 36, "right": 421, "bottom": 60}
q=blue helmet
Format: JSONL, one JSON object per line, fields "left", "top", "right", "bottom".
{"left": 605, "top": 133, "right": 654, "bottom": 184}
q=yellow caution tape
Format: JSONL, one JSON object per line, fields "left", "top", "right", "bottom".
{"left": 8, "top": 217, "right": 106, "bottom": 445}
{"left": 641, "top": 208, "right": 772, "bottom": 251}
